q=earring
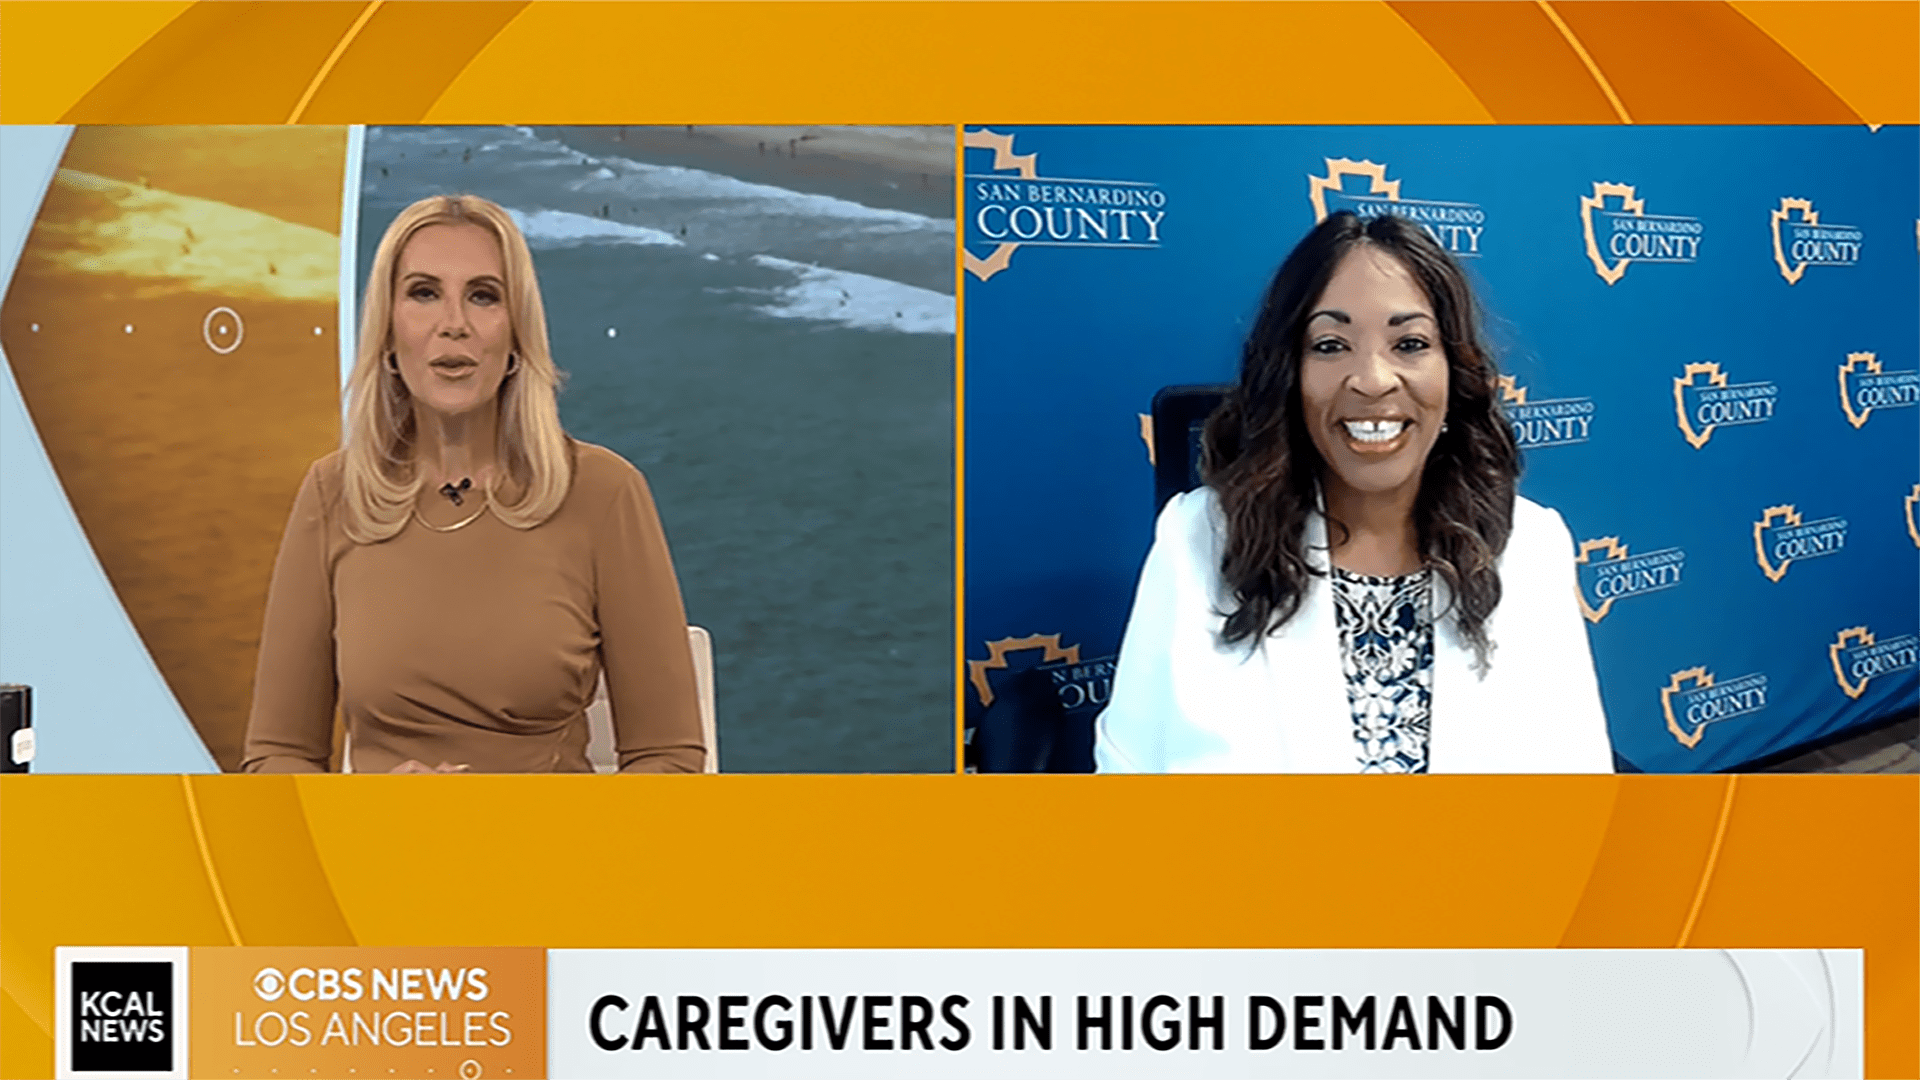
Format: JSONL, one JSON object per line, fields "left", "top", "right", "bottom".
{"left": 1440, "top": 421, "right": 1450, "bottom": 434}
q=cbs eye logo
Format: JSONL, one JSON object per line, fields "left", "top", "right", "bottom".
{"left": 253, "top": 968, "right": 286, "bottom": 1002}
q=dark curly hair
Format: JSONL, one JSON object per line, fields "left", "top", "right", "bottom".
{"left": 1200, "top": 211, "right": 1519, "bottom": 668}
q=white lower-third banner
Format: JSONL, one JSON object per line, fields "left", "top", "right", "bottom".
{"left": 548, "top": 949, "right": 1862, "bottom": 1078}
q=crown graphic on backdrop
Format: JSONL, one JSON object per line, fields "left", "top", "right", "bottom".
{"left": 1661, "top": 668, "right": 1714, "bottom": 749}
{"left": 1771, "top": 197, "right": 1864, "bottom": 285}
{"left": 1579, "top": 181, "right": 1703, "bottom": 285}
{"left": 1573, "top": 536, "right": 1685, "bottom": 623}
{"left": 963, "top": 129, "right": 1167, "bottom": 282}
{"left": 1836, "top": 350, "right": 1919, "bottom": 428}
{"left": 1661, "top": 666, "right": 1768, "bottom": 749}
{"left": 1828, "top": 626, "right": 1919, "bottom": 701}
{"left": 1499, "top": 374, "right": 1596, "bottom": 450}
{"left": 968, "top": 633, "right": 1081, "bottom": 708}
{"left": 962, "top": 129, "right": 1037, "bottom": 281}
{"left": 1574, "top": 538, "right": 1628, "bottom": 623}
{"left": 1673, "top": 361, "right": 1779, "bottom": 449}
{"left": 1839, "top": 352, "right": 1883, "bottom": 428}
{"left": 1307, "top": 158, "right": 1486, "bottom": 257}
{"left": 1752, "top": 503, "right": 1849, "bottom": 583}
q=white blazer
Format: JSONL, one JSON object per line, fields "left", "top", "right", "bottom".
{"left": 1094, "top": 489, "right": 1613, "bottom": 773}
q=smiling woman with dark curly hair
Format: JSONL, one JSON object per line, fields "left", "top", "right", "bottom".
{"left": 1095, "top": 212, "right": 1612, "bottom": 774}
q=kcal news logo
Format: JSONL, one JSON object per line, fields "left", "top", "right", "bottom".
{"left": 1829, "top": 626, "right": 1919, "bottom": 700}
{"left": 1308, "top": 158, "right": 1486, "bottom": 257}
{"left": 964, "top": 129, "right": 1166, "bottom": 281}
{"left": 1662, "top": 668, "right": 1769, "bottom": 749}
{"left": 1574, "top": 537, "right": 1685, "bottom": 623}
{"left": 1753, "top": 504, "right": 1849, "bottom": 582}
{"left": 1771, "top": 197, "right": 1864, "bottom": 284}
{"left": 1673, "top": 361, "right": 1779, "bottom": 449}
{"left": 57, "top": 947, "right": 189, "bottom": 1079}
{"left": 1579, "top": 182, "right": 1704, "bottom": 284}
{"left": 1837, "top": 351, "right": 1919, "bottom": 428}
{"left": 1498, "top": 375, "right": 1594, "bottom": 449}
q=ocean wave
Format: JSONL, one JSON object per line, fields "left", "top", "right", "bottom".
{"left": 29, "top": 170, "right": 337, "bottom": 302}
{"left": 570, "top": 157, "right": 951, "bottom": 231}
{"left": 507, "top": 208, "right": 681, "bottom": 248}
{"left": 748, "top": 255, "right": 952, "bottom": 335}
{"left": 450, "top": 125, "right": 951, "bottom": 231}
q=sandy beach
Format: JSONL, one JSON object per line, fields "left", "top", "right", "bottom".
{"left": 2, "top": 127, "right": 346, "bottom": 771}
{"left": 555, "top": 125, "right": 955, "bottom": 221}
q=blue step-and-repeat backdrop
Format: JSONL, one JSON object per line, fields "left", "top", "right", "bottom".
{"left": 962, "top": 125, "right": 1918, "bottom": 774}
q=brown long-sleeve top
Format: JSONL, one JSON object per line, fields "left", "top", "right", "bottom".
{"left": 241, "top": 441, "right": 705, "bottom": 774}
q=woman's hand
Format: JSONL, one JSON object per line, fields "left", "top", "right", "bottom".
{"left": 387, "top": 760, "right": 471, "bottom": 774}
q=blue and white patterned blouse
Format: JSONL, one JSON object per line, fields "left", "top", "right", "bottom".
{"left": 1330, "top": 566, "right": 1435, "bottom": 773}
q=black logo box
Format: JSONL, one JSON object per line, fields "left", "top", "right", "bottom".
{"left": 70, "top": 961, "right": 173, "bottom": 1073}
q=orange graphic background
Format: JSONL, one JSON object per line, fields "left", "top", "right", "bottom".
{"left": 1, "top": 126, "right": 346, "bottom": 772}
{"left": 191, "top": 947, "right": 544, "bottom": 1080}
{"left": 0, "top": 3, "right": 1915, "bottom": 1079}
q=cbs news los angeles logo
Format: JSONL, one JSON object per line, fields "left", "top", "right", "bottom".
{"left": 54, "top": 947, "right": 548, "bottom": 1080}
{"left": 56, "top": 947, "right": 190, "bottom": 1079}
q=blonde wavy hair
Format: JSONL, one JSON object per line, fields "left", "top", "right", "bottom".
{"left": 341, "top": 194, "right": 572, "bottom": 543}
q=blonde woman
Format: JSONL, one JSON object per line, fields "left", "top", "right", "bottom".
{"left": 242, "top": 195, "right": 705, "bottom": 774}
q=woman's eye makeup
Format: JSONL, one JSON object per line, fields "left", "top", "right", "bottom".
{"left": 408, "top": 284, "right": 438, "bottom": 301}
{"left": 469, "top": 288, "right": 500, "bottom": 305}
{"left": 1309, "top": 336, "right": 1348, "bottom": 354}
{"left": 1394, "top": 335, "right": 1433, "bottom": 353}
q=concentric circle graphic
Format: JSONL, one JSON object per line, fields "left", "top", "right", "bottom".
{"left": 203, "top": 305, "right": 244, "bottom": 355}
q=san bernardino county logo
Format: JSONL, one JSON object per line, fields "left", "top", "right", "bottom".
{"left": 1498, "top": 375, "right": 1594, "bottom": 449}
{"left": 1837, "top": 351, "right": 1919, "bottom": 428}
{"left": 1828, "top": 626, "right": 1918, "bottom": 699}
{"left": 1771, "top": 197, "right": 1864, "bottom": 284}
{"left": 1579, "top": 182, "right": 1704, "bottom": 285}
{"left": 1662, "top": 667, "right": 1768, "bottom": 749}
{"left": 1574, "top": 537, "right": 1685, "bottom": 623}
{"left": 1753, "top": 504, "right": 1848, "bottom": 582}
{"left": 968, "top": 633, "right": 1081, "bottom": 709}
{"left": 1307, "top": 158, "right": 1486, "bottom": 257}
{"left": 964, "top": 129, "right": 1166, "bottom": 281}
{"left": 1672, "top": 361, "right": 1778, "bottom": 449}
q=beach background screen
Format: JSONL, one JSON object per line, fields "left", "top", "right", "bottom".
{"left": 359, "top": 126, "right": 958, "bottom": 773}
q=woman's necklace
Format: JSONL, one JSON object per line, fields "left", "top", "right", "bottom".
{"left": 413, "top": 504, "right": 487, "bottom": 532}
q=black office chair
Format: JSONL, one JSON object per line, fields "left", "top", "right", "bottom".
{"left": 968, "top": 655, "right": 1114, "bottom": 773}
{"left": 969, "top": 384, "right": 1231, "bottom": 774}
{"left": 1150, "top": 384, "right": 1233, "bottom": 513}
